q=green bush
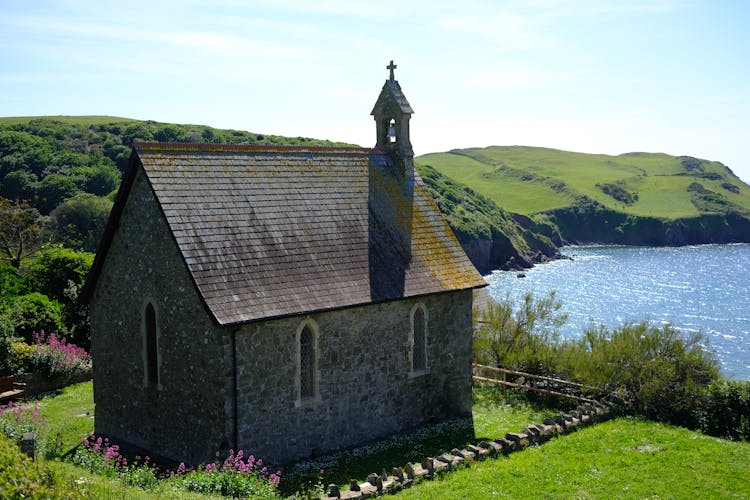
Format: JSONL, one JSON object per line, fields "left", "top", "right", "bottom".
{"left": 48, "top": 194, "right": 113, "bottom": 252}
{"left": 474, "top": 291, "right": 568, "bottom": 375}
{"left": 29, "top": 247, "right": 93, "bottom": 303}
{"left": 0, "top": 265, "right": 32, "bottom": 300}
{"left": 0, "top": 434, "right": 78, "bottom": 499}
{"left": 29, "top": 247, "right": 93, "bottom": 347}
{"left": 570, "top": 322, "right": 720, "bottom": 425}
{"left": 692, "top": 380, "right": 750, "bottom": 441}
{"left": 7, "top": 341, "right": 34, "bottom": 374}
{"left": 0, "top": 310, "right": 15, "bottom": 374}
{"left": 8, "top": 292, "right": 64, "bottom": 342}
{"left": 474, "top": 293, "right": 722, "bottom": 429}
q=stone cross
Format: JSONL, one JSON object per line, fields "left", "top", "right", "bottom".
{"left": 387, "top": 60, "right": 397, "bottom": 81}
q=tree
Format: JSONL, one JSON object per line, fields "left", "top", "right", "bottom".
{"left": 36, "top": 173, "right": 79, "bottom": 214}
{"left": 0, "top": 170, "right": 38, "bottom": 200}
{"left": 0, "top": 197, "right": 45, "bottom": 268}
{"left": 69, "top": 162, "right": 121, "bottom": 197}
{"left": 0, "top": 130, "right": 53, "bottom": 178}
{"left": 29, "top": 246, "right": 94, "bottom": 348}
{"left": 474, "top": 290, "right": 568, "bottom": 373}
{"left": 0, "top": 265, "right": 33, "bottom": 300}
{"left": 48, "top": 194, "right": 113, "bottom": 252}
{"left": 8, "top": 292, "right": 64, "bottom": 343}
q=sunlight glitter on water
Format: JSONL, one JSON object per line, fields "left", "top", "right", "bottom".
{"left": 485, "top": 244, "right": 750, "bottom": 380}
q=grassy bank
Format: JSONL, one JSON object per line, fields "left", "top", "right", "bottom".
{"left": 7, "top": 382, "right": 750, "bottom": 498}
{"left": 394, "top": 417, "right": 750, "bottom": 499}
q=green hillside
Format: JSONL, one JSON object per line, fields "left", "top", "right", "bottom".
{"left": 0, "top": 116, "right": 353, "bottom": 256}
{"left": 6, "top": 117, "right": 746, "bottom": 273}
{"left": 417, "top": 146, "right": 750, "bottom": 248}
{"left": 417, "top": 146, "right": 750, "bottom": 218}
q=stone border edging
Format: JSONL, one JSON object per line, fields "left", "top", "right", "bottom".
{"left": 320, "top": 396, "right": 622, "bottom": 499}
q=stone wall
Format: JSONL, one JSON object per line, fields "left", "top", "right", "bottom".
{"left": 232, "top": 289, "right": 475, "bottom": 464}
{"left": 90, "top": 164, "right": 476, "bottom": 467}
{"left": 89, "top": 167, "right": 229, "bottom": 465}
{"left": 319, "top": 398, "right": 621, "bottom": 499}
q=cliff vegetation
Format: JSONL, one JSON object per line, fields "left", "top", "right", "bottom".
{"left": 417, "top": 146, "right": 750, "bottom": 268}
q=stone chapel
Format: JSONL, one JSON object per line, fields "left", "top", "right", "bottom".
{"left": 83, "top": 63, "right": 486, "bottom": 465}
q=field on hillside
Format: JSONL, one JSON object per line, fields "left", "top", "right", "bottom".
{"left": 0, "top": 115, "right": 138, "bottom": 126}
{"left": 417, "top": 146, "right": 750, "bottom": 218}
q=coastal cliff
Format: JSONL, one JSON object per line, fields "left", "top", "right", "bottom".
{"left": 418, "top": 147, "right": 750, "bottom": 272}
{"left": 538, "top": 198, "right": 750, "bottom": 247}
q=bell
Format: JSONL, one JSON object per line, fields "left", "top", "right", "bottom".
{"left": 387, "top": 122, "right": 396, "bottom": 140}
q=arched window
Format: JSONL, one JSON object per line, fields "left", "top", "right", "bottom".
{"left": 297, "top": 320, "right": 319, "bottom": 405}
{"left": 411, "top": 304, "right": 428, "bottom": 374}
{"left": 144, "top": 303, "right": 159, "bottom": 387}
{"left": 299, "top": 325, "right": 314, "bottom": 399}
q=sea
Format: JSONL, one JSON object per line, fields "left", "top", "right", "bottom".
{"left": 484, "top": 244, "right": 750, "bottom": 380}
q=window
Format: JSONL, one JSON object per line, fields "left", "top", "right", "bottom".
{"left": 300, "top": 325, "right": 314, "bottom": 399}
{"left": 144, "top": 302, "right": 159, "bottom": 387}
{"left": 296, "top": 320, "right": 319, "bottom": 405}
{"left": 410, "top": 304, "right": 428, "bottom": 374}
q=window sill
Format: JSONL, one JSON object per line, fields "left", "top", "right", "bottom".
{"left": 295, "top": 395, "right": 321, "bottom": 409}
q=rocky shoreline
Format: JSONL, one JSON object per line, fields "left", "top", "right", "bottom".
{"left": 458, "top": 210, "right": 750, "bottom": 275}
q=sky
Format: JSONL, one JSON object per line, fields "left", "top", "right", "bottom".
{"left": 1, "top": 0, "right": 749, "bottom": 183}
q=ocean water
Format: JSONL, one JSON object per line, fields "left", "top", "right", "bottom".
{"left": 484, "top": 244, "right": 750, "bottom": 380}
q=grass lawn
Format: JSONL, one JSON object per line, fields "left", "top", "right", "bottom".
{"left": 45, "top": 460, "right": 225, "bottom": 500}
{"left": 10, "top": 383, "right": 750, "bottom": 499}
{"left": 394, "top": 417, "right": 750, "bottom": 499}
{"left": 35, "top": 381, "right": 95, "bottom": 457}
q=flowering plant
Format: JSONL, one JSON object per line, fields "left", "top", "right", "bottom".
{"left": 73, "top": 433, "right": 282, "bottom": 497}
{"left": 0, "top": 400, "right": 47, "bottom": 440}
{"left": 73, "top": 434, "right": 159, "bottom": 489}
{"left": 26, "top": 330, "right": 91, "bottom": 378}
{"left": 175, "top": 449, "right": 282, "bottom": 498}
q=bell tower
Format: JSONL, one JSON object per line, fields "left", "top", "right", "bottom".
{"left": 371, "top": 60, "right": 415, "bottom": 162}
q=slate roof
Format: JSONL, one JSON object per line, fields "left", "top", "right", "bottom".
{"left": 86, "top": 142, "right": 485, "bottom": 326}
{"left": 371, "top": 80, "right": 414, "bottom": 115}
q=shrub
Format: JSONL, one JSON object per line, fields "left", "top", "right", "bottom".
{"left": 692, "top": 380, "right": 750, "bottom": 441}
{"left": 597, "top": 182, "right": 638, "bottom": 204}
{"left": 25, "top": 331, "right": 91, "bottom": 379}
{"left": 0, "top": 311, "right": 16, "bottom": 374}
{"left": 570, "top": 322, "right": 720, "bottom": 424}
{"left": 173, "top": 450, "right": 282, "bottom": 498}
{"left": 29, "top": 247, "right": 93, "bottom": 348}
{"left": 72, "top": 435, "right": 158, "bottom": 489}
{"left": 7, "top": 340, "right": 34, "bottom": 373}
{"left": 0, "top": 434, "right": 77, "bottom": 499}
{"left": 474, "top": 291, "right": 568, "bottom": 375}
{"left": 72, "top": 434, "right": 282, "bottom": 498}
{"left": 0, "top": 264, "right": 33, "bottom": 300}
{"left": 8, "top": 293, "right": 64, "bottom": 342}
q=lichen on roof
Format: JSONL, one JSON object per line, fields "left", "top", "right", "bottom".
{"left": 87, "top": 142, "right": 484, "bottom": 325}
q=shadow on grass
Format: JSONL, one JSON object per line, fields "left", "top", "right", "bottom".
{"left": 279, "top": 417, "right": 474, "bottom": 497}
{"left": 280, "top": 385, "right": 574, "bottom": 496}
